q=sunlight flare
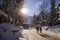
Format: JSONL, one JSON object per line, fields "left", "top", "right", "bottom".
{"left": 21, "top": 7, "right": 28, "bottom": 14}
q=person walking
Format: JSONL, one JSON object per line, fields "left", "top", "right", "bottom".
{"left": 40, "top": 27, "right": 42, "bottom": 33}
{"left": 36, "top": 26, "right": 39, "bottom": 33}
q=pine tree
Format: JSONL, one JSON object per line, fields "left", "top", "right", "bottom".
{"left": 32, "top": 13, "right": 37, "bottom": 26}
{"left": 39, "top": 10, "right": 46, "bottom": 26}
{"left": 49, "top": 0, "right": 57, "bottom": 26}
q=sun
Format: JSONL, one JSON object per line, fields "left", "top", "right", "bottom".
{"left": 21, "top": 7, "right": 28, "bottom": 14}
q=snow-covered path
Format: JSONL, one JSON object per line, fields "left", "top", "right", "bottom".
{"left": 21, "top": 29, "right": 49, "bottom": 40}
{"left": 42, "top": 30, "right": 60, "bottom": 40}
{"left": 20, "top": 29, "right": 60, "bottom": 40}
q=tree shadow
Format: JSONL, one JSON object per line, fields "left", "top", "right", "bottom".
{"left": 39, "top": 33, "right": 50, "bottom": 38}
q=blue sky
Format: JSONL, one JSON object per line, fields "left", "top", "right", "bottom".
{"left": 24, "top": 0, "right": 60, "bottom": 16}
{"left": 24, "top": 0, "right": 40, "bottom": 16}
{"left": 0, "top": 0, "right": 60, "bottom": 16}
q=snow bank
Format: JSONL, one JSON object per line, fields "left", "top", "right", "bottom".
{"left": 0, "top": 23, "right": 23, "bottom": 40}
{"left": 44, "top": 25, "right": 60, "bottom": 33}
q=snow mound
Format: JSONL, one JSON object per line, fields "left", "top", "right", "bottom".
{"left": 45, "top": 25, "right": 60, "bottom": 33}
